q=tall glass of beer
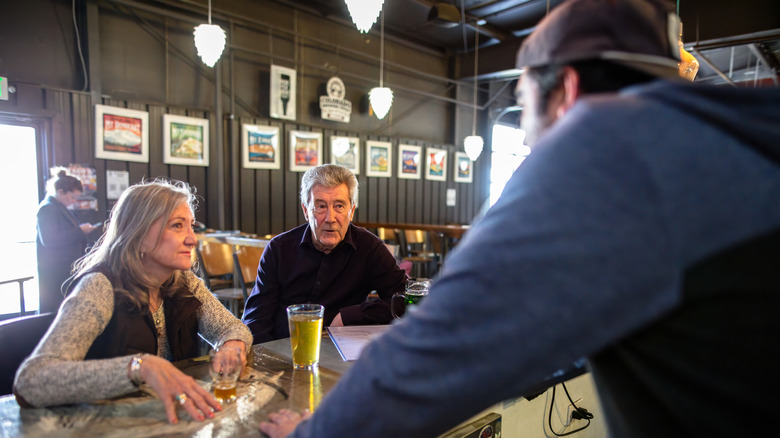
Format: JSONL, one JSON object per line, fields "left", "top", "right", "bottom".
{"left": 286, "top": 304, "right": 325, "bottom": 370}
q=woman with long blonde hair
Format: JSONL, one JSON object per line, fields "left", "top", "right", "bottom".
{"left": 16, "top": 179, "right": 252, "bottom": 424}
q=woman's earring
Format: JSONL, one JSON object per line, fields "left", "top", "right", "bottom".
{"left": 140, "top": 252, "right": 145, "bottom": 259}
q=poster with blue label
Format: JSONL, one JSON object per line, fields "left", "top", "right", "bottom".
{"left": 242, "top": 124, "right": 280, "bottom": 169}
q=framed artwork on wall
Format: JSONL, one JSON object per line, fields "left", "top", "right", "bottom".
{"left": 398, "top": 144, "right": 422, "bottom": 179}
{"left": 94, "top": 104, "right": 149, "bottom": 163}
{"left": 425, "top": 147, "right": 448, "bottom": 181}
{"left": 366, "top": 141, "right": 392, "bottom": 177}
{"left": 242, "top": 124, "right": 280, "bottom": 169}
{"left": 454, "top": 151, "right": 473, "bottom": 183}
{"left": 270, "top": 65, "right": 297, "bottom": 121}
{"left": 162, "top": 114, "right": 209, "bottom": 166}
{"left": 330, "top": 136, "right": 360, "bottom": 174}
{"left": 290, "top": 130, "right": 322, "bottom": 172}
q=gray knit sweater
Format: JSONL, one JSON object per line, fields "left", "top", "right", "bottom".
{"left": 14, "top": 270, "right": 253, "bottom": 407}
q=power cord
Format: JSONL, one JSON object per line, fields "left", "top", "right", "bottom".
{"left": 548, "top": 382, "right": 593, "bottom": 436}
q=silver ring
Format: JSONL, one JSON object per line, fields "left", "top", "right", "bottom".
{"left": 176, "top": 393, "right": 187, "bottom": 405}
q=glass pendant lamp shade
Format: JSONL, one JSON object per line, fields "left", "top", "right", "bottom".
{"left": 369, "top": 87, "right": 393, "bottom": 119}
{"left": 344, "top": 0, "right": 385, "bottom": 33}
{"left": 194, "top": 24, "right": 226, "bottom": 67}
{"left": 464, "top": 135, "right": 484, "bottom": 161}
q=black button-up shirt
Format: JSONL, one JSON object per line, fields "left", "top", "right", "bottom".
{"left": 242, "top": 223, "right": 407, "bottom": 343}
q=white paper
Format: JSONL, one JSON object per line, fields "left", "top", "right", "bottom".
{"left": 106, "top": 170, "right": 129, "bottom": 200}
{"left": 327, "top": 325, "right": 392, "bottom": 361}
{"left": 446, "top": 188, "right": 457, "bottom": 206}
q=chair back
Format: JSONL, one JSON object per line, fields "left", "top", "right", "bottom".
{"left": 0, "top": 312, "right": 55, "bottom": 395}
{"left": 233, "top": 245, "right": 264, "bottom": 300}
{"left": 196, "top": 239, "right": 236, "bottom": 290}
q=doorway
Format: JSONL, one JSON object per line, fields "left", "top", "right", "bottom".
{"left": 0, "top": 123, "right": 41, "bottom": 317}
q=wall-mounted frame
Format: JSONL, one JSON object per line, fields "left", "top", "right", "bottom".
{"left": 398, "top": 144, "right": 422, "bottom": 180}
{"left": 242, "top": 124, "right": 280, "bottom": 169}
{"left": 366, "top": 141, "right": 392, "bottom": 178}
{"left": 290, "top": 130, "right": 322, "bottom": 172}
{"left": 270, "top": 65, "right": 297, "bottom": 121}
{"left": 425, "top": 147, "right": 448, "bottom": 181}
{"left": 453, "top": 151, "right": 473, "bottom": 183}
{"left": 163, "top": 114, "right": 209, "bottom": 166}
{"left": 330, "top": 136, "right": 360, "bottom": 174}
{"left": 94, "top": 104, "right": 149, "bottom": 163}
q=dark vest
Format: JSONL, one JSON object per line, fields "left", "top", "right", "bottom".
{"left": 80, "top": 268, "right": 202, "bottom": 361}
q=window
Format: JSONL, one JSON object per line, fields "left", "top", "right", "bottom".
{"left": 0, "top": 123, "right": 40, "bottom": 316}
{"left": 489, "top": 124, "right": 531, "bottom": 206}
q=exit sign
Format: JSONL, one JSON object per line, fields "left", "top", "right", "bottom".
{"left": 0, "top": 77, "right": 8, "bottom": 101}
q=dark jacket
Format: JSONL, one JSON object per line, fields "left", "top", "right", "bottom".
{"left": 36, "top": 196, "right": 88, "bottom": 313}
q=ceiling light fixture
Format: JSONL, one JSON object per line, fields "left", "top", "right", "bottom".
{"left": 344, "top": 0, "right": 385, "bottom": 33}
{"left": 193, "top": 0, "right": 226, "bottom": 68}
{"left": 369, "top": 11, "right": 393, "bottom": 119}
{"left": 464, "top": 23, "right": 483, "bottom": 161}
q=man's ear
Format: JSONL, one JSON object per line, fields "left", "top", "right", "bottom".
{"left": 301, "top": 202, "right": 309, "bottom": 221}
{"left": 555, "top": 66, "right": 582, "bottom": 119}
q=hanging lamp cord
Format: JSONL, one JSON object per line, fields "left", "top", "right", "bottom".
{"left": 379, "top": 11, "right": 385, "bottom": 87}
{"left": 471, "top": 24, "right": 479, "bottom": 136}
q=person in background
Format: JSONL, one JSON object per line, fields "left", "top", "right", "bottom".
{"left": 35, "top": 167, "right": 99, "bottom": 313}
{"left": 242, "top": 164, "right": 407, "bottom": 343}
{"left": 16, "top": 179, "right": 253, "bottom": 424}
{"left": 259, "top": 0, "right": 780, "bottom": 437}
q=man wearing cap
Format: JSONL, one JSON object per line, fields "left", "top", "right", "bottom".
{"left": 260, "top": 0, "right": 780, "bottom": 437}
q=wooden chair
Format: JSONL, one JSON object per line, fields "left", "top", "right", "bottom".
{"left": 233, "top": 244, "right": 264, "bottom": 303}
{"left": 206, "top": 244, "right": 264, "bottom": 319}
{"left": 195, "top": 239, "right": 235, "bottom": 291}
{"left": 399, "top": 230, "right": 439, "bottom": 279}
{"left": 0, "top": 312, "right": 55, "bottom": 395}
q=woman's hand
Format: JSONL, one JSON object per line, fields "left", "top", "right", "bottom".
{"left": 138, "top": 355, "right": 222, "bottom": 424}
{"left": 259, "top": 409, "right": 312, "bottom": 438}
{"left": 220, "top": 339, "right": 248, "bottom": 370}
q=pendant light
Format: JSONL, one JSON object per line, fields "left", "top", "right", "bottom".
{"left": 193, "top": 0, "right": 226, "bottom": 68}
{"left": 369, "top": 11, "right": 393, "bottom": 119}
{"left": 344, "top": 0, "right": 385, "bottom": 33}
{"left": 463, "top": 24, "right": 483, "bottom": 161}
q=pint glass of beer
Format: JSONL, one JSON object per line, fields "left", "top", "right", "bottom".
{"left": 209, "top": 347, "right": 243, "bottom": 403}
{"left": 286, "top": 304, "right": 325, "bottom": 370}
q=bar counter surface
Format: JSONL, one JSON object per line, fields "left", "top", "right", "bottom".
{"left": 0, "top": 336, "right": 348, "bottom": 437}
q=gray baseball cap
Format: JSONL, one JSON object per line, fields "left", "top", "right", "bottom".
{"left": 515, "top": 0, "right": 681, "bottom": 78}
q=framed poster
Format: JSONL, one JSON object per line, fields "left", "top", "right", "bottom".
{"left": 397, "top": 144, "right": 422, "bottom": 179}
{"left": 454, "top": 151, "right": 473, "bottom": 183}
{"left": 163, "top": 114, "right": 209, "bottom": 166}
{"left": 425, "top": 147, "right": 448, "bottom": 181}
{"left": 242, "top": 124, "right": 280, "bottom": 169}
{"left": 366, "top": 141, "right": 392, "bottom": 177}
{"left": 270, "top": 65, "right": 296, "bottom": 121}
{"left": 94, "top": 104, "right": 149, "bottom": 163}
{"left": 330, "top": 136, "right": 360, "bottom": 174}
{"left": 289, "top": 130, "right": 322, "bottom": 172}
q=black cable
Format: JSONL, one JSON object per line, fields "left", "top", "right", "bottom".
{"left": 547, "top": 383, "right": 592, "bottom": 436}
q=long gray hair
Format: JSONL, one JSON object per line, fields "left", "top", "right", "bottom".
{"left": 300, "top": 164, "right": 358, "bottom": 209}
{"left": 73, "top": 178, "right": 198, "bottom": 311}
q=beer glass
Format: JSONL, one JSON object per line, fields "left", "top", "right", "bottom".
{"left": 286, "top": 304, "right": 325, "bottom": 370}
{"left": 391, "top": 279, "right": 431, "bottom": 319}
{"left": 209, "top": 347, "right": 243, "bottom": 403}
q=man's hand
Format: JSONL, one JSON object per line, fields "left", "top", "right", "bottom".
{"left": 259, "top": 409, "right": 312, "bottom": 438}
{"left": 329, "top": 313, "right": 344, "bottom": 327}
